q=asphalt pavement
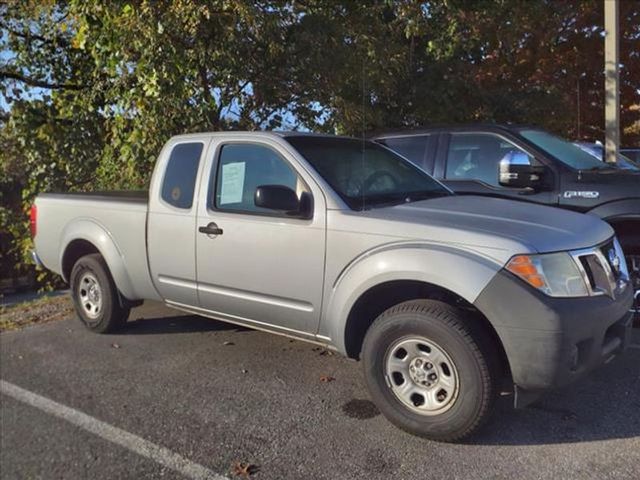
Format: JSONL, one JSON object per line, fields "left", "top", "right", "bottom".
{"left": 1, "top": 301, "right": 639, "bottom": 479}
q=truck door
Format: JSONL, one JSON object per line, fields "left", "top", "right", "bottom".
{"left": 439, "top": 132, "right": 556, "bottom": 205}
{"left": 194, "top": 140, "right": 326, "bottom": 336}
{"left": 147, "top": 138, "right": 209, "bottom": 305}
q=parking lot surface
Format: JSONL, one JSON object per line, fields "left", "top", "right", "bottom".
{"left": 1, "top": 301, "right": 639, "bottom": 479}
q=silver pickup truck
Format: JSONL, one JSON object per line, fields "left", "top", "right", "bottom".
{"left": 32, "top": 132, "right": 633, "bottom": 441}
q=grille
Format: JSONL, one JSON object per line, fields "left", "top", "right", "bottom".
{"left": 571, "top": 238, "right": 629, "bottom": 298}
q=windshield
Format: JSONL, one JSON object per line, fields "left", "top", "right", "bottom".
{"left": 520, "top": 130, "right": 611, "bottom": 171}
{"left": 574, "top": 143, "right": 640, "bottom": 171}
{"left": 618, "top": 155, "right": 640, "bottom": 170}
{"left": 286, "top": 136, "right": 451, "bottom": 210}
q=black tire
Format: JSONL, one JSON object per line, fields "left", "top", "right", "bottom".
{"left": 361, "top": 299, "right": 498, "bottom": 442}
{"left": 70, "top": 253, "right": 130, "bottom": 333}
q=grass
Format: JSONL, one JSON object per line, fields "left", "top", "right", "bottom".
{"left": 0, "top": 294, "right": 74, "bottom": 332}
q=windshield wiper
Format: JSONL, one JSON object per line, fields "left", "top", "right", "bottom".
{"left": 586, "top": 164, "right": 617, "bottom": 171}
{"left": 365, "top": 194, "right": 410, "bottom": 207}
{"left": 406, "top": 190, "right": 449, "bottom": 201}
{"left": 364, "top": 190, "right": 448, "bottom": 208}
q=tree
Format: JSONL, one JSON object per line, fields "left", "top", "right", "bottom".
{"left": 333, "top": 0, "right": 640, "bottom": 142}
{"left": 1, "top": 1, "right": 638, "bottom": 288}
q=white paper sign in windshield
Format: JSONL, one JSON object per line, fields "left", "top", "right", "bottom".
{"left": 220, "top": 162, "right": 246, "bottom": 204}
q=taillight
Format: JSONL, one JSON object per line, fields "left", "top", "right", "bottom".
{"left": 30, "top": 204, "right": 37, "bottom": 237}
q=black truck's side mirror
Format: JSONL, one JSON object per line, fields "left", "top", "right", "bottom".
{"left": 498, "top": 151, "right": 545, "bottom": 189}
{"left": 255, "top": 185, "right": 304, "bottom": 215}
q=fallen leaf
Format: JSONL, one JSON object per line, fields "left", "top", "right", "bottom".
{"left": 320, "top": 375, "right": 335, "bottom": 382}
{"left": 319, "top": 349, "right": 334, "bottom": 356}
{"left": 223, "top": 341, "right": 235, "bottom": 346}
{"left": 241, "top": 369, "right": 248, "bottom": 374}
{"left": 110, "top": 343, "right": 120, "bottom": 349}
{"left": 231, "top": 461, "right": 258, "bottom": 477}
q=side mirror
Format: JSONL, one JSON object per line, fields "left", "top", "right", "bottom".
{"left": 255, "top": 185, "right": 301, "bottom": 214}
{"left": 499, "top": 151, "right": 544, "bottom": 189}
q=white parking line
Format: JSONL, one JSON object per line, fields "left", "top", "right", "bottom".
{"left": 0, "top": 380, "right": 226, "bottom": 480}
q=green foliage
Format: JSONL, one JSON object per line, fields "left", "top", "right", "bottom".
{"left": 1, "top": 1, "right": 638, "bottom": 288}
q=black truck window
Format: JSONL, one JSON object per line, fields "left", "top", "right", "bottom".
{"left": 161, "top": 142, "right": 204, "bottom": 209}
{"left": 446, "top": 133, "right": 533, "bottom": 186}
{"left": 380, "top": 136, "right": 429, "bottom": 167}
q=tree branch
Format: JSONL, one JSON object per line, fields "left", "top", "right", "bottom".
{"left": 0, "top": 23, "right": 70, "bottom": 47}
{"left": 198, "top": 66, "right": 220, "bottom": 129}
{"left": 219, "top": 79, "right": 251, "bottom": 119}
{"left": 0, "top": 70, "right": 86, "bottom": 90}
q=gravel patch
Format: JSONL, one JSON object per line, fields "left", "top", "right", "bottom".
{"left": 0, "top": 294, "right": 74, "bottom": 332}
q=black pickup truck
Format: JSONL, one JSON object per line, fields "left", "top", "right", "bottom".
{"left": 372, "top": 125, "right": 640, "bottom": 305}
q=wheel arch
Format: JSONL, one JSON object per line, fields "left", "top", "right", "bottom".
{"left": 59, "top": 219, "right": 138, "bottom": 300}
{"left": 605, "top": 216, "right": 640, "bottom": 254}
{"left": 343, "top": 279, "right": 510, "bottom": 377}
{"left": 62, "top": 239, "right": 100, "bottom": 281}
{"left": 588, "top": 199, "right": 640, "bottom": 253}
{"left": 321, "top": 245, "right": 511, "bottom": 377}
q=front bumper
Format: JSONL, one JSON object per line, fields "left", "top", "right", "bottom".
{"left": 474, "top": 270, "right": 633, "bottom": 405}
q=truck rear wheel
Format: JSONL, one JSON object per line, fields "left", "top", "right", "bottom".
{"left": 361, "top": 300, "right": 498, "bottom": 442}
{"left": 70, "top": 254, "right": 130, "bottom": 333}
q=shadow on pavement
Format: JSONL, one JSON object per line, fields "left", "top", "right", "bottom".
{"left": 466, "top": 351, "right": 640, "bottom": 446}
{"left": 118, "top": 314, "right": 249, "bottom": 335}
{"left": 115, "top": 311, "right": 639, "bottom": 446}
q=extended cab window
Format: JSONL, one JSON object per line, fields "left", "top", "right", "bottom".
{"left": 161, "top": 142, "right": 203, "bottom": 209}
{"left": 213, "top": 144, "right": 308, "bottom": 215}
{"left": 380, "top": 136, "right": 429, "bottom": 167}
{"left": 445, "top": 133, "right": 533, "bottom": 186}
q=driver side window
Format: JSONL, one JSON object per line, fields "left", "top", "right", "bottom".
{"left": 213, "top": 143, "right": 309, "bottom": 215}
{"left": 445, "top": 133, "right": 533, "bottom": 186}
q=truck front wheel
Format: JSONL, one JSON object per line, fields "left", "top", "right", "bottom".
{"left": 70, "top": 254, "right": 130, "bottom": 333}
{"left": 362, "top": 300, "right": 498, "bottom": 442}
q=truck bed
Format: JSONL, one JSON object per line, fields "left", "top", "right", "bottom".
{"left": 34, "top": 190, "right": 159, "bottom": 301}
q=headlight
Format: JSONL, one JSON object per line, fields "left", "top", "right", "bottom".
{"left": 506, "top": 252, "right": 589, "bottom": 297}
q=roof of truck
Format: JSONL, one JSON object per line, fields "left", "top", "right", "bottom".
{"left": 169, "top": 130, "right": 350, "bottom": 140}
{"left": 369, "top": 123, "right": 543, "bottom": 139}
{"left": 169, "top": 125, "right": 549, "bottom": 142}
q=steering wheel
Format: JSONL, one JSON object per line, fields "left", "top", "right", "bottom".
{"left": 360, "top": 170, "right": 399, "bottom": 195}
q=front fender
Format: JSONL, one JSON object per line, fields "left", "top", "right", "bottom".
{"left": 588, "top": 198, "right": 640, "bottom": 222}
{"left": 320, "top": 243, "right": 504, "bottom": 354}
{"left": 59, "top": 218, "right": 138, "bottom": 299}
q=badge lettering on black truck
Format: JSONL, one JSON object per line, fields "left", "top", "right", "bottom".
{"left": 562, "top": 191, "right": 600, "bottom": 199}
